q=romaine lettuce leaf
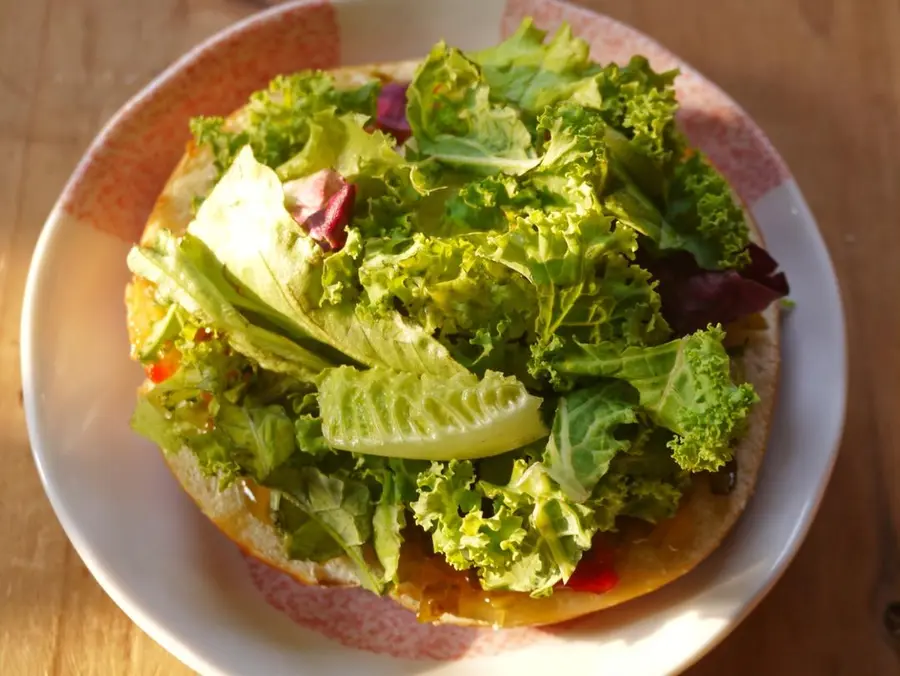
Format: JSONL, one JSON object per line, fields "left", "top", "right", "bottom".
{"left": 357, "top": 456, "right": 426, "bottom": 585}
{"left": 187, "top": 146, "right": 466, "bottom": 377}
{"left": 317, "top": 366, "right": 548, "bottom": 460}
{"left": 554, "top": 325, "right": 757, "bottom": 471}
{"left": 294, "top": 413, "right": 330, "bottom": 457}
{"left": 136, "top": 303, "right": 182, "bottom": 362}
{"left": 276, "top": 497, "right": 346, "bottom": 563}
{"left": 127, "top": 231, "right": 331, "bottom": 381}
{"left": 407, "top": 43, "right": 540, "bottom": 176}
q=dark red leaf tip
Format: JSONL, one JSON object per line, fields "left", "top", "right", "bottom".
{"left": 302, "top": 182, "right": 356, "bottom": 252}
{"left": 639, "top": 243, "right": 789, "bottom": 335}
{"left": 376, "top": 81, "right": 411, "bottom": 144}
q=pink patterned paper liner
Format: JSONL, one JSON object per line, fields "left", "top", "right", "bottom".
{"left": 61, "top": 1, "right": 339, "bottom": 241}
{"left": 246, "top": 556, "right": 569, "bottom": 660}
{"left": 62, "top": 0, "right": 794, "bottom": 662}
{"left": 504, "top": 0, "right": 790, "bottom": 204}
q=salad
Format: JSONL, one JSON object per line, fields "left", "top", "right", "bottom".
{"left": 127, "top": 18, "right": 788, "bottom": 601}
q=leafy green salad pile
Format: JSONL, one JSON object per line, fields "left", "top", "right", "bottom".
{"left": 127, "top": 19, "right": 766, "bottom": 598}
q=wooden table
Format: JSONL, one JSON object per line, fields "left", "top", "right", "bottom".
{"left": 1, "top": 0, "right": 897, "bottom": 673}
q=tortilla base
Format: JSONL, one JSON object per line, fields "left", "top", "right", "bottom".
{"left": 126, "top": 60, "right": 780, "bottom": 627}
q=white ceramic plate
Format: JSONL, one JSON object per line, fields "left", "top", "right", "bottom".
{"left": 21, "top": 0, "right": 846, "bottom": 674}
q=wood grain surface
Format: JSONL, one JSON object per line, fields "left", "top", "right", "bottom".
{"left": 0, "top": 0, "right": 896, "bottom": 674}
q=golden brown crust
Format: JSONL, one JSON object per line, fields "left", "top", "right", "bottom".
{"left": 127, "top": 60, "right": 780, "bottom": 627}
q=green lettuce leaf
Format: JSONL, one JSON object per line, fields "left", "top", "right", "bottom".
{"left": 474, "top": 206, "right": 668, "bottom": 379}
{"left": 132, "top": 330, "right": 386, "bottom": 585}
{"left": 407, "top": 43, "right": 540, "bottom": 175}
{"left": 591, "top": 57, "right": 681, "bottom": 171}
{"left": 132, "top": 389, "right": 245, "bottom": 484}
{"left": 443, "top": 172, "right": 543, "bottom": 234}
{"left": 529, "top": 103, "right": 609, "bottom": 209}
{"left": 359, "top": 233, "right": 536, "bottom": 342}
{"left": 320, "top": 227, "right": 363, "bottom": 306}
{"left": 471, "top": 18, "right": 681, "bottom": 173}
{"left": 276, "top": 496, "right": 346, "bottom": 563}
{"left": 187, "top": 145, "right": 466, "bottom": 377}
{"left": 599, "top": 429, "right": 688, "bottom": 524}
{"left": 128, "top": 232, "right": 334, "bottom": 381}
{"left": 602, "top": 180, "right": 667, "bottom": 241}
{"left": 554, "top": 325, "right": 758, "bottom": 471}
{"left": 267, "top": 466, "right": 383, "bottom": 593}
{"left": 406, "top": 436, "right": 686, "bottom": 596}
{"left": 479, "top": 461, "right": 596, "bottom": 594}
{"left": 131, "top": 334, "right": 301, "bottom": 483}
{"left": 356, "top": 455, "right": 429, "bottom": 584}
{"left": 294, "top": 414, "right": 330, "bottom": 457}
{"left": 662, "top": 153, "right": 752, "bottom": 269}
{"left": 412, "top": 459, "right": 596, "bottom": 596}
{"left": 544, "top": 381, "right": 638, "bottom": 502}
{"left": 470, "top": 19, "right": 602, "bottom": 117}
{"left": 411, "top": 460, "right": 528, "bottom": 573}
{"left": 136, "top": 303, "right": 183, "bottom": 362}
{"left": 215, "top": 402, "right": 297, "bottom": 481}
{"left": 351, "top": 161, "right": 436, "bottom": 240}
{"left": 317, "top": 366, "right": 548, "bottom": 460}
{"left": 190, "top": 72, "right": 379, "bottom": 176}
{"left": 371, "top": 470, "right": 406, "bottom": 584}
{"left": 276, "top": 110, "right": 402, "bottom": 181}
{"left": 476, "top": 207, "right": 634, "bottom": 287}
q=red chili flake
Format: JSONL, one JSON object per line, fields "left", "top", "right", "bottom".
{"left": 146, "top": 361, "right": 173, "bottom": 384}
{"left": 145, "top": 349, "right": 180, "bottom": 384}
